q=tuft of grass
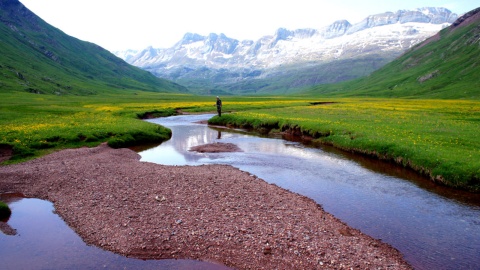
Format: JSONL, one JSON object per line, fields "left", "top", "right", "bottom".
{"left": 0, "top": 201, "right": 11, "bottom": 220}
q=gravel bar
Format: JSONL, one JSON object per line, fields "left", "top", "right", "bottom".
{"left": 0, "top": 143, "right": 411, "bottom": 269}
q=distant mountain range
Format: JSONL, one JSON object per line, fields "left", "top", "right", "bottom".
{"left": 3, "top": 0, "right": 476, "bottom": 99}
{"left": 114, "top": 7, "right": 458, "bottom": 94}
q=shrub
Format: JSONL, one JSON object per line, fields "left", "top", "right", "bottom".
{"left": 11, "top": 144, "right": 35, "bottom": 160}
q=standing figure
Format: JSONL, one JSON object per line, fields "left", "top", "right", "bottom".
{"left": 215, "top": 96, "right": 222, "bottom": 117}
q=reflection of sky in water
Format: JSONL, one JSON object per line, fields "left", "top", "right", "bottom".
{"left": 0, "top": 198, "right": 231, "bottom": 269}
{"left": 141, "top": 114, "right": 480, "bottom": 270}
{"left": 141, "top": 144, "right": 187, "bottom": 165}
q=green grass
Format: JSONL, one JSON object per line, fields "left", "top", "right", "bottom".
{"left": 1, "top": 91, "right": 479, "bottom": 191}
{"left": 209, "top": 98, "right": 480, "bottom": 191}
{"left": 0, "top": 92, "right": 176, "bottom": 162}
{"left": 0, "top": 91, "right": 307, "bottom": 162}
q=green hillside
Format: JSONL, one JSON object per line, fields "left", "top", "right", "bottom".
{"left": 0, "top": 0, "right": 187, "bottom": 95}
{"left": 306, "top": 7, "right": 480, "bottom": 99}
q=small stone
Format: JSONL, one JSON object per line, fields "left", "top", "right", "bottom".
{"left": 155, "top": 195, "right": 166, "bottom": 202}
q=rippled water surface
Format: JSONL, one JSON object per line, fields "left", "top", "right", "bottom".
{"left": 139, "top": 114, "right": 480, "bottom": 270}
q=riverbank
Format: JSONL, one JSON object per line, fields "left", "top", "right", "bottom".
{"left": 0, "top": 143, "right": 411, "bottom": 269}
{"left": 207, "top": 99, "right": 480, "bottom": 192}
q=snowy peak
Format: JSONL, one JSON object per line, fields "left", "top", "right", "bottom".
{"left": 205, "top": 33, "right": 239, "bottom": 54}
{"left": 172, "top": 32, "right": 240, "bottom": 55}
{"left": 416, "top": 7, "right": 459, "bottom": 23}
{"left": 346, "top": 7, "right": 457, "bottom": 34}
{"left": 118, "top": 7, "right": 457, "bottom": 65}
{"left": 274, "top": 28, "right": 318, "bottom": 41}
{"left": 322, "top": 20, "right": 352, "bottom": 39}
{"left": 114, "top": 7, "right": 459, "bottom": 94}
{"left": 175, "top": 32, "right": 205, "bottom": 46}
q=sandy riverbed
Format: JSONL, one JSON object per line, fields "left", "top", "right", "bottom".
{"left": 0, "top": 143, "right": 411, "bottom": 269}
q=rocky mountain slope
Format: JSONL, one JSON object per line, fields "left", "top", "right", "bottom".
{"left": 115, "top": 7, "right": 458, "bottom": 94}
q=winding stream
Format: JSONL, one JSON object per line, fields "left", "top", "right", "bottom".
{"left": 1, "top": 114, "right": 478, "bottom": 269}
{"left": 139, "top": 114, "right": 480, "bottom": 270}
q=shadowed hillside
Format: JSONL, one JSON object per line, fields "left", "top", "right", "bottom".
{"left": 0, "top": 0, "right": 187, "bottom": 95}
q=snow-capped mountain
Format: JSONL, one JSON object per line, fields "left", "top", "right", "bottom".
{"left": 114, "top": 7, "right": 458, "bottom": 94}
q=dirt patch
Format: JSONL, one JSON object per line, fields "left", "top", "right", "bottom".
{"left": 0, "top": 144, "right": 411, "bottom": 269}
{"left": 190, "top": 142, "right": 242, "bottom": 153}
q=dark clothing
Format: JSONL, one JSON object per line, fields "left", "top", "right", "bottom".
{"left": 216, "top": 98, "right": 222, "bottom": 117}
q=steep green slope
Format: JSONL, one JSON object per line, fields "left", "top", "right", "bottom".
{"left": 0, "top": 0, "right": 187, "bottom": 95}
{"left": 307, "top": 7, "right": 480, "bottom": 99}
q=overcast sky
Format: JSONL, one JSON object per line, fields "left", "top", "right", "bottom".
{"left": 19, "top": 0, "right": 479, "bottom": 52}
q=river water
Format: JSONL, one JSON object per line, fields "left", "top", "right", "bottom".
{"left": 1, "top": 114, "right": 478, "bottom": 269}
{"left": 138, "top": 114, "right": 480, "bottom": 270}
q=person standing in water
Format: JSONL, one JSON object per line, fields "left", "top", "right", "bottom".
{"left": 215, "top": 96, "right": 222, "bottom": 117}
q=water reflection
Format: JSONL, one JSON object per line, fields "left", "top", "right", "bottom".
{"left": 0, "top": 194, "right": 231, "bottom": 270}
{"left": 141, "top": 114, "right": 480, "bottom": 270}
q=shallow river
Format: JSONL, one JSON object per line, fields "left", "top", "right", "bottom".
{"left": 139, "top": 114, "right": 480, "bottom": 270}
{"left": 1, "top": 114, "right": 479, "bottom": 269}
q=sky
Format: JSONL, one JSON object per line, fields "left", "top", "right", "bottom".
{"left": 18, "top": 0, "right": 479, "bottom": 52}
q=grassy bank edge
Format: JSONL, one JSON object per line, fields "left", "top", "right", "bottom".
{"left": 0, "top": 92, "right": 310, "bottom": 164}
{"left": 208, "top": 114, "right": 479, "bottom": 192}
{"left": 0, "top": 109, "right": 178, "bottom": 164}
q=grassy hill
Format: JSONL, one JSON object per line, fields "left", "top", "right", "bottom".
{"left": 306, "top": 7, "right": 480, "bottom": 99}
{"left": 0, "top": 0, "right": 187, "bottom": 95}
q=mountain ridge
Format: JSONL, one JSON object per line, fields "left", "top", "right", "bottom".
{"left": 115, "top": 7, "right": 458, "bottom": 94}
